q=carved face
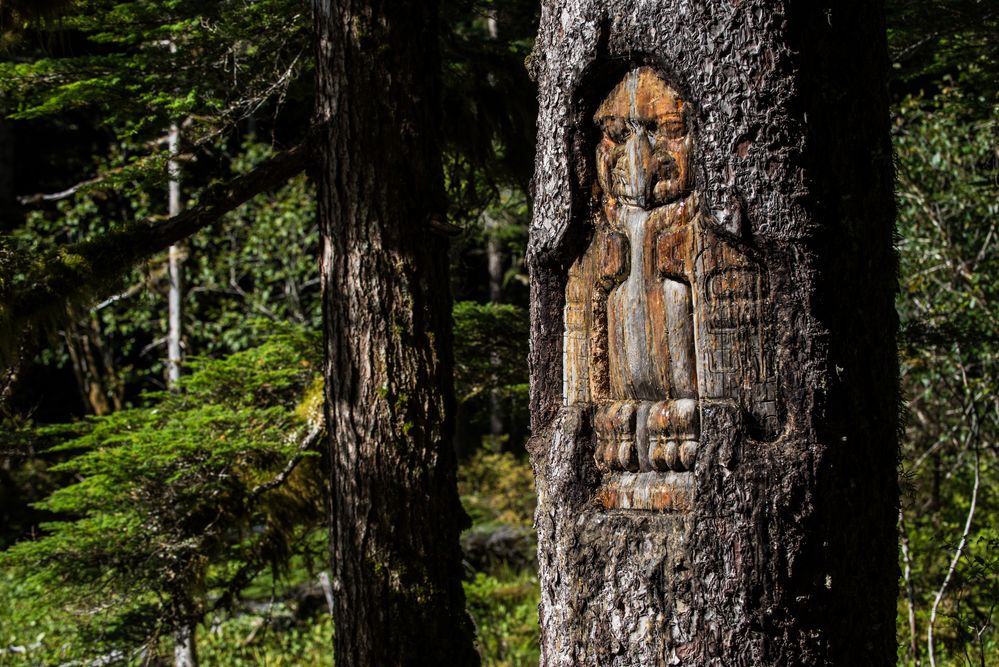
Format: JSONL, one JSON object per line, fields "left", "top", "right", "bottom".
{"left": 594, "top": 67, "right": 692, "bottom": 209}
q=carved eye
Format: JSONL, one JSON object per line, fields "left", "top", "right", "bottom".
{"left": 656, "top": 116, "right": 686, "bottom": 140}
{"left": 601, "top": 117, "right": 632, "bottom": 144}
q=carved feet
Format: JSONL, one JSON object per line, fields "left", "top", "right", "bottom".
{"left": 594, "top": 399, "right": 699, "bottom": 473}
{"left": 647, "top": 398, "right": 698, "bottom": 471}
{"left": 594, "top": 402, "right": 639, "bottom": 471}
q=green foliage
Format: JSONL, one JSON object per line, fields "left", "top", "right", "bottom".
{"left": 0, "top": 564, "right": 335, "bottom": 664}
{"left": 465, "top": 571, "right": 540, "bottom": 667}
{"left": 3, "top": 139, "right": 317, "bottom": 404}
{"left": 459, "top": 448, "right": 534, "bottom": 529}
{"left": 0, "top": 328, "right": 325, "bottom": 661}
{"left": 459, "top": 447, "right": 539, "bottom": 665}
{"left": 0, "top": 1, "right": 315, "bottom": 368}
{"left": 453, "top": 301, "right": 529, "bottom": 404}
{"left": 0, "top": 0, "right": 311, "bottom": 142}
{"left": 187, "top": 143, "right": 320, "bottom": 354}
{"left": 887, "top": 0, "right": 999, "bottom": 108}
{"left": 198, "top": 607, "right": 333, "bottom": 666}
{"left": 0, "top": 567, "right": 83, "bottom": 663}
{"left": 895, "top": 87, "right": 999, "bottom": 665}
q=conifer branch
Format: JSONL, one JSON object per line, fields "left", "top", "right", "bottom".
{"left": 248, "top": 424, "right": 323, "bottom": 501}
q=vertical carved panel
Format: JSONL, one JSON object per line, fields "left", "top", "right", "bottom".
{"left": 562, "top": 66, "right": 781, "bottom": 511}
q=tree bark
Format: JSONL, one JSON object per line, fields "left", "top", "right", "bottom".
{"left": 528, "top": 2, "right": 898, "bottom": 665}
{"left": 313, "top": 1, "right": 479, "bottom": 665}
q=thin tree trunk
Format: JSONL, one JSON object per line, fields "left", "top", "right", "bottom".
{"left": 528, "top": 2, "right": 898, "bottom": 664}
{"left": 166, "top": 115, "right": 183, "bottom": 389}
{"left": 165, "top": 39, "right": 193, "bottom": 664}
{"left": 486, "top": 211, "right": 505, "bottom": 445}
{"left": 172, "top": 621, "right": 197, "bottom": 667}
{"left": 313, "top": 1, "right": 479, "bottom": 665}
{"left": 484, "top": 13, "right": 505, "bottom": 448}
{"left": 900, "top": 508, "right": 922, "bottom": 666}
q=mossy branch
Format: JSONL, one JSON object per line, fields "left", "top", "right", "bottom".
{"left": 0, "top": 141, "right": 311, "bottom": 364}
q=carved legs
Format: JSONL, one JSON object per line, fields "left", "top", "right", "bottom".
{"left": 594, "top": 398, "right": 699, "bottom": 473}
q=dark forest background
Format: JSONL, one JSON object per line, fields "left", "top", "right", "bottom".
{"left": 0, "top": 0, "right": 996, "bottom": 664}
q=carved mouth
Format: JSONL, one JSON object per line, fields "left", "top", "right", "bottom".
{"left": 612, "top": 189, "right": 685, "bottom": 209}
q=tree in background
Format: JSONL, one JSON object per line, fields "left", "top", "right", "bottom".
{"left": 313, "top": 0, "right": 479, "bottom": 662}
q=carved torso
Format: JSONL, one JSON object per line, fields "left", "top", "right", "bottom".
{"left": 605, "top": 200, "right": 696, "bottom": 402}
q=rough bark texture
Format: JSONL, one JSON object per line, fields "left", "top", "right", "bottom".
{"left": 528, "top": 2, "right": 898, "bottom": 665}
{"left": 313, "top": 1, "right": 479, "bottom": 665}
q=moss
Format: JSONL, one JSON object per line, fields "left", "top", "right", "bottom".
{"left": 294, "top": 376, "right": 325, "bottom": 426}
{"left": 56, "top": 250, "right": 92, "bottom": 277}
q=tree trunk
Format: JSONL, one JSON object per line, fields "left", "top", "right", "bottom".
{"left": 166, "top": 114, "right": 183, "bottom": 389}
{"left": 484, "top": 13, "right": 505, "bottom": 450}
{"left": 528, "top": 2, "right": 898, "bottom": 665}
{"left": 172, "top": 621, "right": 197, "bottom": 667}
{"left": 486, "top": 211, "right": 505, "bottom": 445}
{"left": 62, "top": 313, "right": 123, "bottom": 415}
{"left": 313, "top": 1, "right": 479, "bottom": 665}
{"left": 165, "top": 39, "right": 191, "bottom": 662}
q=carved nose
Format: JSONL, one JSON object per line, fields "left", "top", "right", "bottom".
{"left": 623, "top": 132, "right": 661, "bottom": 208}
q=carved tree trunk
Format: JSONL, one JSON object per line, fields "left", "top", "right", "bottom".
{"left": 313, "top": 1, "right": 479, "bottom": 665}
{"left": 528, "top": 2, "right": 898, "bottom": 665}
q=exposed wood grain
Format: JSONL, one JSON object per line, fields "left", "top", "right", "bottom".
{"left": 565, "top": 68, "right": 779, "bottom": 499}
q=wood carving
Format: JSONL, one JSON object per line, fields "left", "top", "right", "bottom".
{"left": 563, "top": 67, "right": 780, "bottom": 510}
